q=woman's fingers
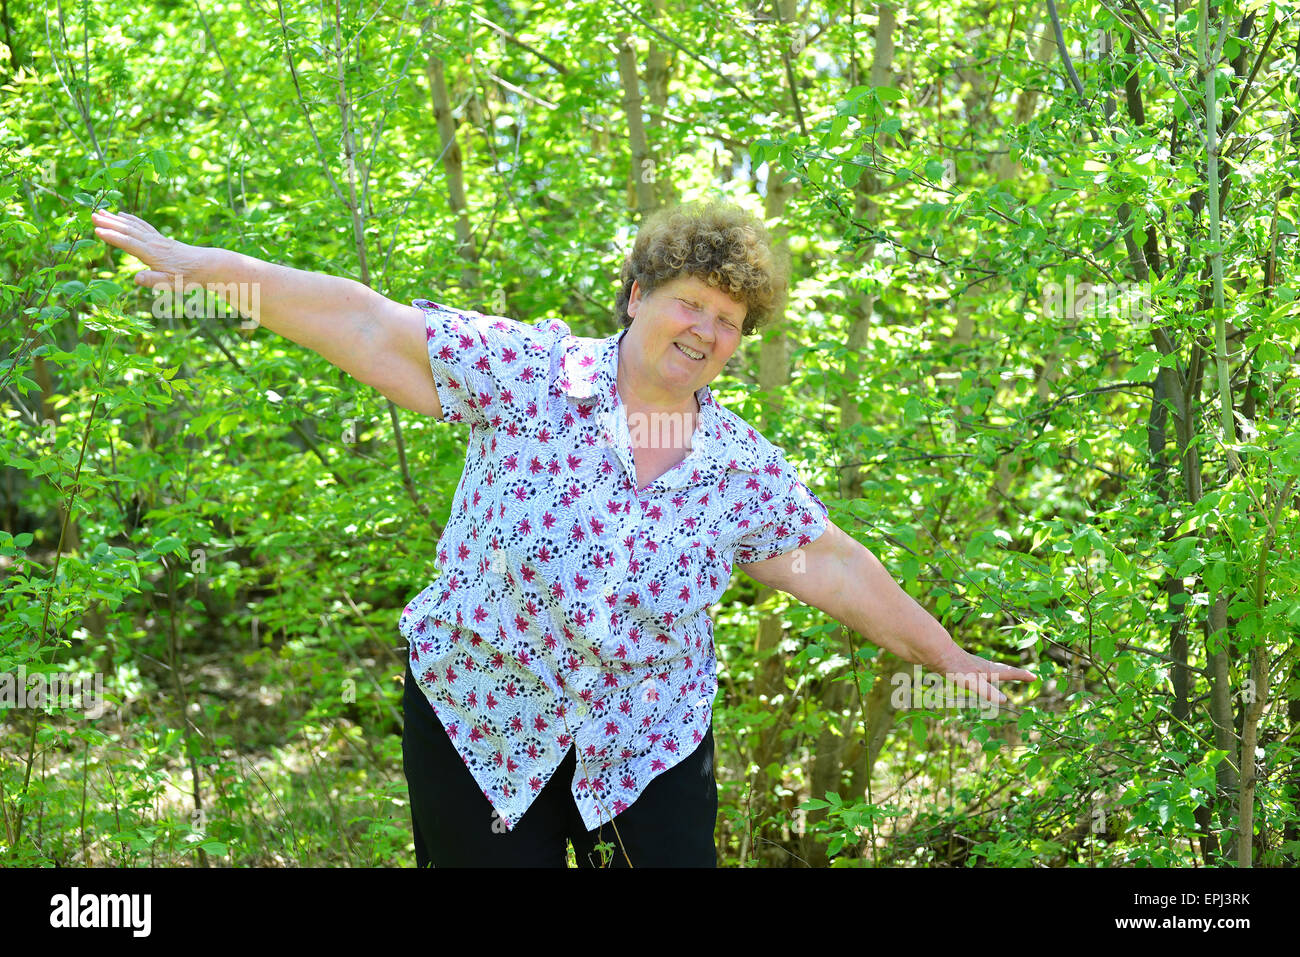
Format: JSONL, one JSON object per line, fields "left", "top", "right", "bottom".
{"left": 93, "top": 225, "right": 148, "bottom": 261}
{"left": 93, "top": 210, "right": 155, "bottom": 240}
{"left": 92, "top": 224, "right": 129, "bottom": 248}
{"left": 993, "top": 662, "right": 1037, "bottom": 682}
{"left": 132, "top": 270, "right": 171, "bottom": 288}
{"left": 109, "top": 211, "right": 149, "bottom": 232}
{"left": 93, "top": 211, "right": 170, "bottom": 267}
{"left": 966, "top": 654, "right": 1036, "bottom": 684}
{"left": 982, "top": 675, "right": 1007, "bottom": 704}
{"left": 957, "top": 671, "right": 1003, "bottom": 705}
{"left": 949, "top": 655, "right": 1038, "bottom": 706}
{"left": 94, "top": 209, "right": 197, "bottom": 300}
{"left": 97, "top": 216, "right": 140, "bottom": 238}
{"left": 92, "top": 213, "right": 133, "bottom": 240}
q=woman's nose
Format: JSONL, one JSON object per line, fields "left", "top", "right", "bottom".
{"left": 689, "top": 323, "right": 714, "bottom": 344}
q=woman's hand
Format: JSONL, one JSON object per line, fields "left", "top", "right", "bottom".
{"left": 928, "top": 645, "right": 1037, "bottom": 707}
{"left": 91, "top": 210, "right": 210, "bottom": 289}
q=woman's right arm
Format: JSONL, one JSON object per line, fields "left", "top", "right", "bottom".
{"left": 91, "top": 209, "right": 443, "bottom": 419}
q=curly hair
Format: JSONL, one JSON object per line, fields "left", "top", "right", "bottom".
{"left": 614, "top": 201, "right": 790, "bottom": 337}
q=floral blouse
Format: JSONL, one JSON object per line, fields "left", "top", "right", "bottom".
{"left": 399, "top": 298, "right": 830, "bottom": 833}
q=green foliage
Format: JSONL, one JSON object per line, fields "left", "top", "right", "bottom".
{"left": 2, "top": 0, "right": 1298, "bottom": 868}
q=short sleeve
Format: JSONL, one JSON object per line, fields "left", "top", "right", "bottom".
{"left": 414, "top": 299, "right": 568, "bottom": 430}
{"left": 733, "top": 448, "right": 830, "bottom": 564}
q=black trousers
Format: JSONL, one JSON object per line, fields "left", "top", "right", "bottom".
{"left": 401, "top": 660, "right": 718, "bottom": 867}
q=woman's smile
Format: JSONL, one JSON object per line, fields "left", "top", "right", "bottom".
{"left": 618, "top": 274, "right": 745, "bottom": 413}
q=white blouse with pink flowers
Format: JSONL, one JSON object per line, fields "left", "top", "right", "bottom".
{"left": 399, "top": 298, "right": 830, "bottom": 833}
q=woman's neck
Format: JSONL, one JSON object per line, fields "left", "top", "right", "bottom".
{"left": 615, "top": 341, "right": 700, "bottom": 418}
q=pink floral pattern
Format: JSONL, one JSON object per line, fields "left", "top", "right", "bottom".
{"left": 399, "top": 298, "right": 829, "bottom": 832}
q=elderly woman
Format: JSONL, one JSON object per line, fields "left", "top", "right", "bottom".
{"left": 92, "top": 202, "right": 1034, "bottom": 868}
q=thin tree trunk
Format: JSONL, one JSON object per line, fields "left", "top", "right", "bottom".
{"left": 425, "top": 54, "right": 481, "bottom": 290}
{"left": 643, "top": 0, "right": 679, "bottom": 210}
{"left": 615, "top": 32, "right": 658, "bottom": 217}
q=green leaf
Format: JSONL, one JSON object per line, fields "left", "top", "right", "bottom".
{"left": 911, "top": 713, "right": 927, "bottom": 745}
{"left": 150, "top": 148, "right": 172, "bottom": 177}
{"left": 154, "top": 536, "right": 184, "bottom": 556}
{"left": 1129, "top": 350, "right": 1161, "bottom": 380}
{"left": 1116, "top": 657, "right": 1137, "bottom": 683}
{"left": 87, "top": 278, "right": 124, "bottom": 303}
{"left": 826, "top": 115, "right": 849, "bottom": 150}
{"left": 1202, "top": 749, "right": 1229, "bottom": 769}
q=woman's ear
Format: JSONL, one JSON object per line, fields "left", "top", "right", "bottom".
{"left": 627, "top": 279, "right": 641, "bottom": 318}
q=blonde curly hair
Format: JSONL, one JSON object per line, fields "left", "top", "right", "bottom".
{"left": 615, "top": 201, "right": 790, "bottom": 336}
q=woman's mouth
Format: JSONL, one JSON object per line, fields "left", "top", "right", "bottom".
{"left": 675, "top": 343, "right": 705, "bottom": 361}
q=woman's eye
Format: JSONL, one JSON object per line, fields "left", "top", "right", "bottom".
{"left": 679, "top": 297, "right": 736, "bottom": 327}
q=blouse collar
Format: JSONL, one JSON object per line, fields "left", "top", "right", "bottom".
{"left": 556, "top": 325, "right": 762, "bottom": 482}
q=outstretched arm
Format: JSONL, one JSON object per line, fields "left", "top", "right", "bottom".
{"left": 91, "top": 209, "right": 442, "bottom": 418}
{"left": 737, "top": 520, "right": 1036, "bottom": 705}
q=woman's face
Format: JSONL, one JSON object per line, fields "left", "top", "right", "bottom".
{"left": 623, "top": 274, "right": 746, "bottom": 407}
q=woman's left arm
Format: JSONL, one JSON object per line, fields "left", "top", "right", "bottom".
{"left": 737, "top": 521, "right": 1036, "bottom": 704}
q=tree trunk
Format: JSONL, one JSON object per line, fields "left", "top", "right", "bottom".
{"left": 425, "top": 54, "right": 481, "bottom": 290}
{"left": 615, "top": 32, "right": 658, "bottom": 218}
